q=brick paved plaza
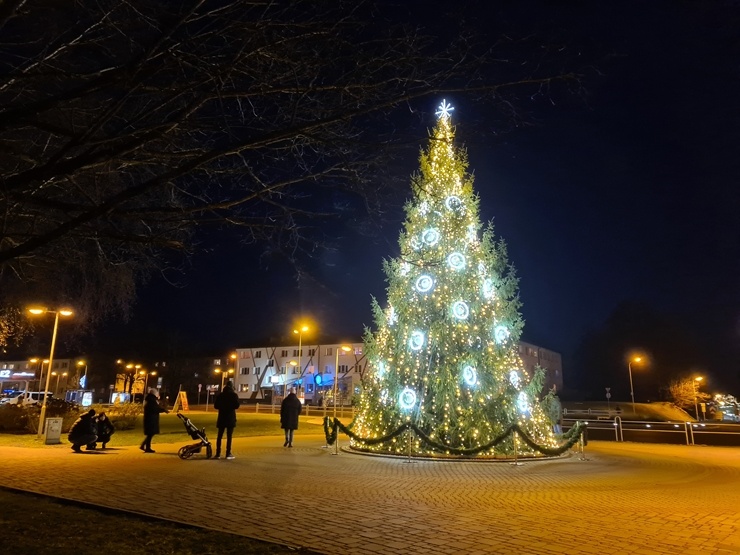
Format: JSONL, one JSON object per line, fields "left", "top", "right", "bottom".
{"left": 1, "top": 433, "right": 739, "bottom": 554}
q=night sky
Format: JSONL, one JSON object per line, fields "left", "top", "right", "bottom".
{"left": 97, "top": 1, "right": 740, "bottom": 392}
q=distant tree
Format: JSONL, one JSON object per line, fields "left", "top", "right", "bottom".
{"left": 667, "top": 376, "right": 710, "bottom": 413}
{"left": 0, "top": 0, "right": 580, "bottom": 344}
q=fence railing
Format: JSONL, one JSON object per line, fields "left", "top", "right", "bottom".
{"left": 563, "top": 416, "right": 740, "bottom": 446}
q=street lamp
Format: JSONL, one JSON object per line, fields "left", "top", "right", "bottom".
{"left": 215, "top": 367, "right": 234, "bottom": 390}
{"left": 29, "top": 358, "right": 49, "bottom": 392}
{"left": 27, "top": 306, "right": 73, "bottom": 438}
{"left": 693, "top": 376, "right": 704, "bottom": 421}
{"left": 288, "top": 360, "right": 298, "bottom": 397}
{"left": 332, "top": 344, "right": 352, "bottom": 456}
{"left": 293, "top": 325, "right": 310, "bottom": 396}
{"left": 76, "top": 360, "right": 87, "bottom": 389}
{"left": 51, "top": 371, "right": 68, "bottom": 396}
{"left": 628, "top": 356, "right": 642, "bottom": 414}
{"left": 139, "top": 369, "right": 157, "bottom": 394}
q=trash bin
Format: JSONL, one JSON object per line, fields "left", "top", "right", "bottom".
{"left": 44, "top": 418, "right": 63, "bottom": 445}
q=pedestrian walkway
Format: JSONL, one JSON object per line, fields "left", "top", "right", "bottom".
{"left": 1, "top": 436, "right": 739, "bottom": 554}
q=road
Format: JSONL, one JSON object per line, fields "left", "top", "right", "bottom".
{"left": 1, "top": 435, "right": 739, "bottom": 554}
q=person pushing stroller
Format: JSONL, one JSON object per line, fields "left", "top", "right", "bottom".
{"left": 213, "top": 381, "right": 240, "bottom": 459}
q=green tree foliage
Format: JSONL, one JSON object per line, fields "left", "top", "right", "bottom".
{"left": 352, "top": 103, "right": 556, "bottom": 457}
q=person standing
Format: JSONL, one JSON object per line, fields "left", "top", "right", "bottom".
{"left": 141, "top": 388, "right": 167, "bottom": 453}
{"left": 68, "top": 409, "right": 98, "bottom": 453}
{"left": 213, "top": 381, "right": 240, "bottom": 459}
{"left": 280, "top": 387, "right": 302, "bottom": 447}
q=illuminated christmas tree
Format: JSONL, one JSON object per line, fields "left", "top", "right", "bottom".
{"left": 351, "top": 101, "right": 558, "bottom": 458}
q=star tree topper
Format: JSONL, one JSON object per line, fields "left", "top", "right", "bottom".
{"left": 435, "top": 99, "right": 454, "bottom": 119}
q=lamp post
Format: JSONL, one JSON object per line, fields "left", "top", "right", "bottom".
{"left": 288, "top": 360, "right": 298, "bottom": 397}
{"left": 215, "top": 367, "right": 234, "bottom": 390}
{"left": 628, "top": 356, "right": 642, "bottom": 414}
{"left": 693, "top": 376, "right": 704, "bottom": 421}
{"left": 293, "top": 325, "right": 310, "bottom": 396}
{"left": 29, "top": 358, "right": 48, "bottom": 392}
{"left": 125, "top": 363, "right": 142, "bottom": 398}
{"left": 51, "top": 371, "right": 67, "bottom": 396}
{"left": 230, "top": 352, "right": 237, "bottom": 374}
{"left": 76, "top": 360, "right": 87, "bottom": 389}
{"left": 139, "top": 369, "right": 157, "bottom": 394}
{"left": 332, "top": 344, "right": 352, "bottom": 455}
{"left": 28, "top": 306, "right": 73, "bottom": 438}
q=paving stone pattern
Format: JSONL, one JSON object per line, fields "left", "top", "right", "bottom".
{"left": 1, "top": 434, "right": 739, "bottom": 554}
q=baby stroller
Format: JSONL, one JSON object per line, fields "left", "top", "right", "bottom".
{"left": 177, "top": 412, "right": 212, "bottom": 460}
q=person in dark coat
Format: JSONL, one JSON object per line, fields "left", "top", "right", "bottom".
{"left": 280, "top": 387, "right": 302, "bottom": 447}
{"left": 140, "top": 388, "right": 167, "bottom": 453}
{"left": 68, "top": 409, "right": 98, "bottom": 453}
{"left": 93, "top": 412, "right": 115, "bottom": 449}
{"left": 213, "top": 381, "right": 240, "bottom": 459}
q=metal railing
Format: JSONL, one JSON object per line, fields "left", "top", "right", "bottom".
{"left": 563, "top": 416, "right": 740, "bottom": 446}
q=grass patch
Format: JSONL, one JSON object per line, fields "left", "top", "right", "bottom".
{"left": 0, "top": 487, "right": 316, "bottom": 555}
{"left": 0, "top": 412, "right": 327, "bottom": 448}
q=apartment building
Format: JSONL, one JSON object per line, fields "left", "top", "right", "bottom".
{"left": 231, "top": 340, "right": 562, "bottom": 404}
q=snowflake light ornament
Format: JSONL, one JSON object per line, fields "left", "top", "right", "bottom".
{"left": 447, "top": 252, "right": 466, "bottom": 270}
{"left": 435, "top": 99, "right": 454, "bottom": 119}
{"left": 494, "top": 325, "right": 510, "bottom": 344}
{"left": 409, "top": 330, "right": 425, "bottom": 351}
{"left": 415, "top": 275, "right": 435, "bottom": 294}
{"left": 462, "top": 365, "right": 477, "bottom": 386}
{"left": 399, "top": 387, "right": 417, "bottom": 410}
{"left": 452, "top": 301, "right": 470, "bottom": 320}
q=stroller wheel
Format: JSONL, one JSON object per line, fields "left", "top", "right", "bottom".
{"left": 178, "top": 446, "right": 194, "bottom": 460}
{"left": 206, "top": 444, "right": 213, "bottom": 459}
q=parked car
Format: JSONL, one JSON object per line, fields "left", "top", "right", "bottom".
{"left": 0, "top": 391, "right": 53, "bottom": 406}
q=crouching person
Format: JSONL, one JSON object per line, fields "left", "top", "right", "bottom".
{"left": 68, "top": 409, "right": 98, "bottom": 453}
{"left": 95, "top": 412, "right": 115, "bottom": 449}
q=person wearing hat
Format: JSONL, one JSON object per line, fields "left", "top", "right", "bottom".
{"left": 280, "top": 387, "right": 302, "bottom": 447}
{"left": 213, "top": 380, "right": 240, "bottom": 459}
{"left": 140, "top": 388, "right": 167, "bottom": 453}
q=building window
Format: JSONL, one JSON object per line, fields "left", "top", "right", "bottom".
{"left": 267, "top": 359, "right": 274, "bottom": 367}
{"left": 240, "top": 368, "right": 248, "bottom": 375}
{"left": 239, "top": 384, "right": 249, "bottom": 392}
{"left": 293, "top": 349, "right": 300, "bottom": 357}
{"left": 325, "top": 365, "right": 330, "bottom": 373}
{"left": 255, "top": 351, "right": 262, "bottom": 359}
{"left": 292, "top": 366, "right": 298, "bottom": 374}
{"left": 339, "top": 365, "right": 349, "bottom": 373}
{"left": 281, "top": 350, "right": 288, "bottom": 357}
{"left": 253, "top": 367, "right": 260, "bottom": 375}
{"left": 252, "top": 384, "right": 258, "bottom": 392}
{"left": 326, "top": 347, "right": 333, "bottom": 356}
{"left": 308, "top": 348, "right": 315, "bottom": 356}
